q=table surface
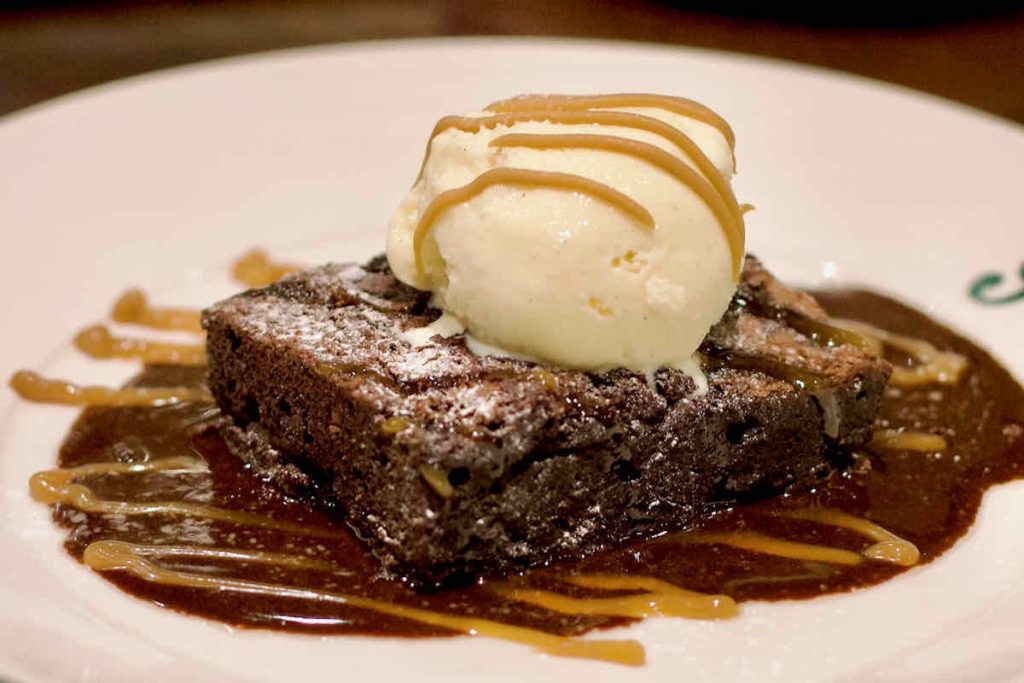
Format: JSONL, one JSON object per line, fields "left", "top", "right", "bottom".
{"left": 1, "top": 0, "right": 1023, "bottom": 124}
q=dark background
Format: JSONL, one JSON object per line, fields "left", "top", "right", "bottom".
{"left": 1, "top": 0, "right": 1023, "bottom": 123}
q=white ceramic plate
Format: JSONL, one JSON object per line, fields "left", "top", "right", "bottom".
{"left": 1, "top": 37, "right": 1022, "bottom": 683}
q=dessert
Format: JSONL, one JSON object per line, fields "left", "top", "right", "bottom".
{"left": 204, "top": 94, "right": 887, "bottom": 585}
{"left": 8, "top": 93, "right": 1024, "bottom": 668}
{"left": 203, "top": 254, "right": 888, "bottom": 586}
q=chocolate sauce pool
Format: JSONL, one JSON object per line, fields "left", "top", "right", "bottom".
{"left": 49, "top": 290, "right": 1024, "bottom": 639}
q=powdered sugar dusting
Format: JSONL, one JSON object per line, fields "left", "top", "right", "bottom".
{"left": 212, "top": 263, "right": 525, "bottom": 390}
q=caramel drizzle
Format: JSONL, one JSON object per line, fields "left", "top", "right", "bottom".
{"left": 869, "top": 429, "right": 949, "bottom": 453}
{"left": 423, "top": 110, "right": 728, "bottom": 181}
{"left": 29, "top": 458, "right": 342, "bottom": 537}
{"left": 687, "top": 508, "right": 919, "bottom": 567}
{"left": 413, "top": 168, "right": 654, "bottom": 276}
{"left": 722, "top": 563, "right": 836, "bottom": 593}
{"left": 832, "top": 318, "right": 968, "bottom": 387}
{"left": 111, "top": 542, "right": 339, "bottom": 572}
{"left": 415, "top": 107, "right": 744, "bottom": 281}
{"left": 74, "top": 325, "right": 206, "bottom": 366}
{"left": 484, "top": 93, "right": 736, "bottom": 153}
{"left": 778, "top": 508, "right": 920, "bottom": 566}
{"left": 687, "top": 531, "right": 864, "bottom": 566}
{"left": 83, "top": 540, "right": 645, "bottom": 667}
{"left": 112, "top": 289, "right": 202, "bottom": 333}
{"left": 499, "top": 574, "right": 736, "bottom": 620}
{"left": 701, "top": 348, "right": 831, "bottom": 391}
{"left": 9, "top": 370, "right": 211, "bottom": 407}
{"left": 44, "top": 453, "right": 722, "bottom": 664}
{"left": 232, "top": 248, "right": 301, "bottom": 288}
{"left": 491, "top": 133, "right": 744, "bottom": 279}
{"left": 736, "top": 295, "right": 875, "bottom": 350}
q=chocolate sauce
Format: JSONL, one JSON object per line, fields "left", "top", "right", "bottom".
{"left": 44, "top": 291, "right": 1024, "bottom": 644}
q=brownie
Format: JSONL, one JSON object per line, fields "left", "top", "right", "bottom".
{"left": 203, "top": 255, "right": 890, "bottom": 586}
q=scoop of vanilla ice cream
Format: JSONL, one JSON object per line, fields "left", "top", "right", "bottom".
{"left": 386, "top": 99, "right": 743, "bottom": 371}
